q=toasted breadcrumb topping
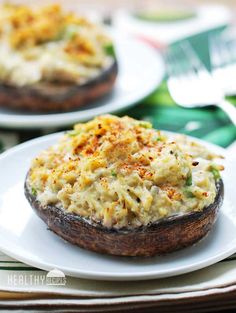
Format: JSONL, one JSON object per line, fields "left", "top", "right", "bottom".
{"left": 0, "top": 3, "right": 114, "bottom": 86}
{"left": 28, "top": 115, "right": 224, "bottom": 229}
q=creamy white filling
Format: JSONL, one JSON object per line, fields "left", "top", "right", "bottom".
{"left": 0, "top": 40, "right": 112, "bottom": 86}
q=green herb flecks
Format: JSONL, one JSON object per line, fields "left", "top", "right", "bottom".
{"left": 138, "top": 121, "right": 152, "bottom": 129}
{"left": 183, "top": 189, "right": 195, "bottom": 198}
{"left": 111, "top": 170, "right": 117, "bottom": 177}
{"left": 31, "top": 187, "right": 37, "bottom": 197}
{"left": 185, "top": 173, "right": 192, "bottom": 186}
{"left": 209, "top": 165, "right": 221, "bottom": 181}
{"left": 103, "top": 43, "right": 116, "bottom": 57}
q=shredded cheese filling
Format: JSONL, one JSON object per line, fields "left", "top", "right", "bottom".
{"left": 0, "top": 3, "right": 114, "bottom": 86}
{"left": 28, "top": 115, "right": 224, "bottom": 229}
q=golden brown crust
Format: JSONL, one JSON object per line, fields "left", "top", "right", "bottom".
{"left": 24, "top": 175, "right": 223, "bottom": 257}
{"left": 0, "top": 60, "right": 118, "bottom": 112}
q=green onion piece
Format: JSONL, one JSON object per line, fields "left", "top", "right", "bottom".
{"left": 31, "top": 187, "right": 37, "bottom": 196}
{"left": 185, "top": 173, "right": 192, "bottom": 186}
{"left": 138, "top": 121, "right": 152, "bottom": 129}
{"left": 103, "top": 43, "right": 116, "bottom": 57}
{"left": 209, "top": 166, "right": 221, "bottom": 180}
{"left": 183, "top": 189, "right": 195, "bottom": 198}
{"left": 111, "top": 170, "right": 117, "bottom": 177}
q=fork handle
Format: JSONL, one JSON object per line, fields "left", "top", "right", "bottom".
{"left": 217, "top": 100, "right": 236, "bottom": 126}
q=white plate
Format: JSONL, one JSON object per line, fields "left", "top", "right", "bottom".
{"left": 0, "top": 32, "right": 164, "bottom": 129}
{"left": 0, "top": 132, "right": 235, "bottom": 281}
{"left": 113, "top": 5, "right": 231, "bottom": 45}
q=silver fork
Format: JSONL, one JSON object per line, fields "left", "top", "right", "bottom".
{"left": 165, "top": 42, "right": 236, "bottom": 125}
{"left": 209, "top": 32, "right": 236, "bottom": 96}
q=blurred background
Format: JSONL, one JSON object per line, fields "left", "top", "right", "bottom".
{"left": 4, "top": 0, "right": 236, "bottom": 22}
{"left": 6, "top": 0, "right": 236, "bottom": 10}
{"left": 0, "top": 0, "right": 235, "bottom": 151}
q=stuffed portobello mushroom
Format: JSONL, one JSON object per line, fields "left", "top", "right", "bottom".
{"left": 25, "top": 115, "right": 224, "bottom": 256}
{"left": 0, "top": 4, "right": 117, "bottom": 112}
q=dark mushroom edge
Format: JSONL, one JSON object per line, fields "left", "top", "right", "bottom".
{"left": 0, "top": 59, "right": 118, "bottom": 113}
{"left": 24, "top": 176, "right": 224, "bottom": 257}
